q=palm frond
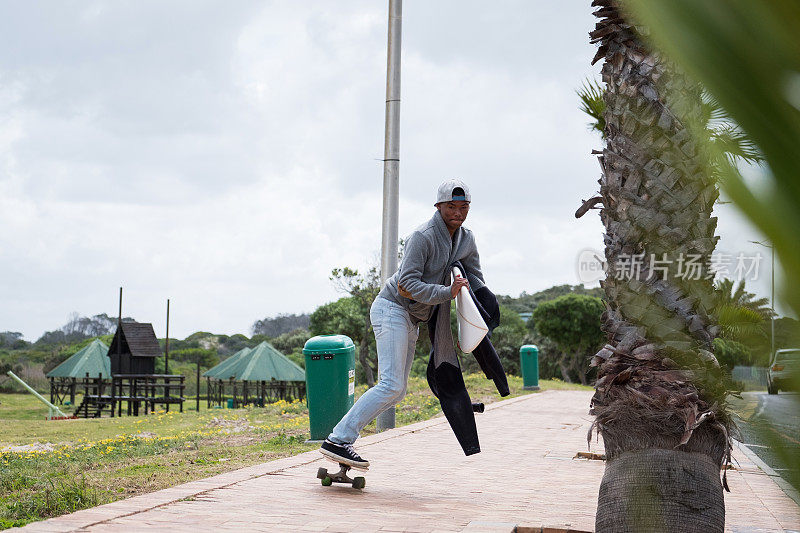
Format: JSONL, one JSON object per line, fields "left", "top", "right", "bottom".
{"left": 712, "top": 277, "right": 738, "bottom": 309}
{"left": 712, "top": 277, "right": 774, "bottom": 319}
{"left": 701, "top": 91, "right": 729, "bottom": 122}
{"left": 714, "top": 278, "right": 734, "bottom": 293}
{"left": 716, "top": 304, "right": 768, "bottom": 343}
{"left": 710, "top": 124, "right": 764, "bottom": 164}
{"left": 701, "top": 90, "right": 765, "bottom": 165}
{"left": 576, "top": 78, "right": 606, "bottom": 137}
{"left": 732, "top": 280, "right": 746, "bottom": 304}
{"left": 747, "top": 296, "right": 773, "bottom": 313}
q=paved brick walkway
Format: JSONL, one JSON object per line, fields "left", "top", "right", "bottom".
{"left": 13, "top": 391, "right": 800, "bottom": 532}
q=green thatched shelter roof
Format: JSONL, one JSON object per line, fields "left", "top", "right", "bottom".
{"left": 228, "top": 342, "right": 304, "bottom": 382}
{"left": 203, "top": 343, "right": 304, "bottom": 382}
{"left": 202, "top": 347, "right": 251, "bottom": 379}
{"left": 205, "top": 342, "right": 304, "bottom": 382}
{"left": 46, "top": 339, "right": 111, "bottom": 379}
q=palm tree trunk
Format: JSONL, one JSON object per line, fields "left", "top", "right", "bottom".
{"left": 585, "top": 1, "right": 734, "bottom": 530}
{"left": 596, "top": 449, "right": 725, "bottom": 532}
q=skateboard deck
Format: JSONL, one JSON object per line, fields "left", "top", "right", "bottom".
{"left": 317, "top": 457, "right": 368, "bottom": 489}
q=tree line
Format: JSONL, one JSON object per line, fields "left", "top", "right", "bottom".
{"left": 309, "top": 266, "right": 799, "bottom": 389}
{"left": 1, "top": 274, "right": 795, "bottom": 393}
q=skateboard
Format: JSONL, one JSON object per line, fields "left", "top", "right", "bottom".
{"left": 317, "top": 457, "right": 368, "bottom": 489}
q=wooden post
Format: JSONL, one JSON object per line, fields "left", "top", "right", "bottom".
{"left": 196, "top": 360, "right": 200, "bottom": 412}
{"left": 84, "top": 372, "right": 90, "bottom": 418}
{"left": 117, "top": 287, "right": 122, "bottom": 369}
{"left": 98, "top": 373, "right": 104, "bottom": 416}
{"left": 165, "top": 299, "right": 170, "bottom": 375}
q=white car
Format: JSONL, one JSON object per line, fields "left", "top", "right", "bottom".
{"left": 767, "top": 348, "right": 800, "bottom": 394}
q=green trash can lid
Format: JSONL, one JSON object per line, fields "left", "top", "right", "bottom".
{"left": 303, "top": 334, "right": 355, "bottom": 354}
{"left": 520, "top": 344, "right": 539, "bottom": 353}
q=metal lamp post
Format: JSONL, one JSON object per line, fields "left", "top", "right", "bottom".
{"left": 750, "top": 240, "right": 776, "bottom": 361}
{"left": 377, "top": 0, "right": 402, "bottom": 432}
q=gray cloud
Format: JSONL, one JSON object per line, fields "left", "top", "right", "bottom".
{"left": 0, "top": 1, "right": 783, "bottom": 341}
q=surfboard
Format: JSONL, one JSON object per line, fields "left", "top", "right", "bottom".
{"left": 451, "top": 266, "right": 489, "bottom": 353}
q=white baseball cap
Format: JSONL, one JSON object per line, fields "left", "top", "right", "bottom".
{"left": 436, "top": 179, "right": 471, "bottom": 204}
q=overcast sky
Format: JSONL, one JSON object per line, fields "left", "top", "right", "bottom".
{"left": 0, "top": 1, "right": 787, "bottom": 341}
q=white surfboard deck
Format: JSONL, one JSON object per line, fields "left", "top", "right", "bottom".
{"left": 451, "top": 266, "right": 489, "bottom": 353}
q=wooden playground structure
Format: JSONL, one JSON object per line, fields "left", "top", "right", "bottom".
{"left": 73, "top": 373, "right": 186, "bottom": 418}
{"left": 45, "top": 320, "right": 186, "bottom": 418}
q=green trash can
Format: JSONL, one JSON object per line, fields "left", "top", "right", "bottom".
{"left": 520, "top": 345, "right": 540, "bottom": 390}
{"left": 226, "top": 398, "right": 234, "bottom": 409}
{"left": 303, "top": 335, "right": 356, "bottom": 441}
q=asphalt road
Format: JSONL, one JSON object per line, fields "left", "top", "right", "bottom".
{"left": 730, "top": 391, "right": 800, "bottom": 490}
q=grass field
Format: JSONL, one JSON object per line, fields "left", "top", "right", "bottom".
{"left": 0, "top": 375, "right": 590, "bottom": 529}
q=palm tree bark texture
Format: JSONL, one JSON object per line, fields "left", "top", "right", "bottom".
{"left": 580, "top": 1, "right": 735, "bottom": 531}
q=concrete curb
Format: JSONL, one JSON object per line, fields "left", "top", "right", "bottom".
{"left": 734, "top": 438, "right": 800, "bottom": 507}
{"left": 463, "top": 522, "right": 591, "bottom": 533}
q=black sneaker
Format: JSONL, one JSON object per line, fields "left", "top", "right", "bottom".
{"left": 320, "top": 439, "right": 370, "bottom": 468}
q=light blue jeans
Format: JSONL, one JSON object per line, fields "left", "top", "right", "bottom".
{"left": 328, "top": 296, "right": 419, "bottom": 444}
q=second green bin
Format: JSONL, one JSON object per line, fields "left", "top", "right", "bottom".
{"left": 520, "top": 344, "right": 540, "bottom": 390}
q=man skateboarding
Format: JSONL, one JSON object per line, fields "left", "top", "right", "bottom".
{"left": 320, "top": 178, "right": 485, "bottom": 468}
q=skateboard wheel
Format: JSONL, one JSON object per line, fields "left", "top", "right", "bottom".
{"left": 317, "top": 467, "right": 328, "bottom": 480}
{"left": 353, "top": 477, "right": 366, "bottom": 489}
{"left": 321, "top": 477, "right": 333, "bottom": 486}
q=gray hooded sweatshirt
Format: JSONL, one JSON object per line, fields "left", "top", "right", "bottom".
{"left": 378, "top": 210, "right": 485, "bottom": 324}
